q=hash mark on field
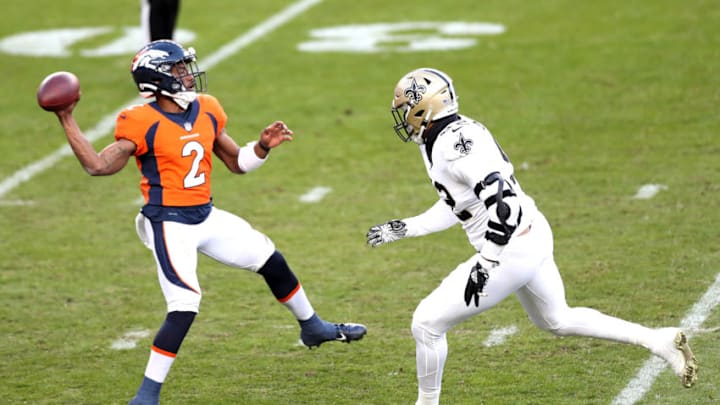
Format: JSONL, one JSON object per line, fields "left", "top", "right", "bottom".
{"left": 612, "top": 272, "right": 720, "bottom": 404}
{"left": 483, "top": 325, "right": 518, "bottom": 347}
{"left": 632, "top": 184, "right": 667, "bottom": 199}
{"left": 111, "top": 329, "right": 151, "bottom": 350}
{"left": 299, "top": 186, "right": 332, "bottom": 203}
{"left": 0, "top": 0, "right": 322, "bottom": 200}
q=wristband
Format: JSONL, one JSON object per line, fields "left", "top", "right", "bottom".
{"left": 237, "top": 141, "right": 267, "bottom": 173}
{"left": 258, "top": 140, "right": 271, "bottom": 153}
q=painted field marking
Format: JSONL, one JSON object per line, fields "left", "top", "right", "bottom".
{"left": 483, "top": 324, "right": 518, "bottom": 347}
{"left": 299, "top": 186, "right": 332, "bottom": 203}
{"left": 632, "top": 184, "right": 668, "bottom": 199}
{"left": 111, "top": 329, "right": 151, "bottom": 350}
{"left": 612, "top": 272, "right": 720, "bottom": 404}
{"left": 0, "top": 0, "right": 322, "bottom": 200}
{"left": 0, "top": 199, "right": 35, "bottom": 206}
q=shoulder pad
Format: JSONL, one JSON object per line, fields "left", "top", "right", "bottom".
{"left": 437, "top": 119, "right": 487, "bottom": 162}
{"left": 117, "top": 103, "right": 150, "bottom": 123}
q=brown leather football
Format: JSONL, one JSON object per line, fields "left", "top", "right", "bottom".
{"left": 37, "top": 71, "right": 81, "bottom": 111}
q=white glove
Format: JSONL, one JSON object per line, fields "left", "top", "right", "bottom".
{"left": 366, "top": 220, "right": 408, "bottom": 247}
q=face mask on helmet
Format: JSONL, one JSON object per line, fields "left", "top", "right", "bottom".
{"left": 131, "top": 40, "right": 208, "bottom": 110}
{"left": 391, "top": 68, "right": 459, "bottom": 144}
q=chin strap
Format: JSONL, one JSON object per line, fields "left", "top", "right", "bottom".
{"left": 137, "top": 89, "right": 198, "bottom": 110}
{"left": 161, "top": 90, "right": 197, "bottom": 110}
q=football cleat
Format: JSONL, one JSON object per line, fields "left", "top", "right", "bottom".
{"left": 654, "top": 328, "right": 698, "bottom": 388}
{"left": 301, "top": 323, "right": 367, "bottom": 349}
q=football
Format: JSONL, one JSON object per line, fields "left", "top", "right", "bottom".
{"left": 36, "top": 71, "right": 81, "bottom": 111}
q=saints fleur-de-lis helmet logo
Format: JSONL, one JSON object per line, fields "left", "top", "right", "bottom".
{"left": 403, "top": 78, "right": 427, "bottom": 106}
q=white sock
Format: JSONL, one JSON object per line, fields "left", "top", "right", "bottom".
{"left": 144, "top": 347, "right": 176, "bottom": 383}
{"left": 416, "top": 389, "right": 440, "bottom": 405}
{"left": 280, "top": 285, "right": 315, "bottom": 321}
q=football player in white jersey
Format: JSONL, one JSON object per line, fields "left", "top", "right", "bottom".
{"left": 366, "top": 68, "right": 698, "bottom": 405}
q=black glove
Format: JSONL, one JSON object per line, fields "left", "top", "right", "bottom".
{"left": 463, "top": 255, "right": 498, "bottom": 306}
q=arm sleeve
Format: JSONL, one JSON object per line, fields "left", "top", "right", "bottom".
{"left": 402, "top": 199, "right": 460, "bottom": 237}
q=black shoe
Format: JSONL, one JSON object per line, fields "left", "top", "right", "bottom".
{"left": 301, "top": 323, "right": 367, "bottom": 348}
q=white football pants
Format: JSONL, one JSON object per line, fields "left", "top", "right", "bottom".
{"left": 135, "top": 207, "right": 275, "bottom": 313}
{"left": 411, "top": 212, "right": 659, "bottom": 404}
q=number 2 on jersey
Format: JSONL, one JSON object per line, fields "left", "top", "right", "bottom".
{"left": 182, "top": 140, "right": 206, "bottom": 188}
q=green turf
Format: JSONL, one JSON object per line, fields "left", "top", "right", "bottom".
{"left": 1, "top": 0, "right": 718, "bottom": 404}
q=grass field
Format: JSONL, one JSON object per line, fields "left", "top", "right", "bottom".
{"left": 1, "top": 0, "right": 719, "bottom": 404}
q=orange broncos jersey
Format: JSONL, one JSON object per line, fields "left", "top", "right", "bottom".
{"left": 115, "top": 94, "right": 228, "bottom": 207}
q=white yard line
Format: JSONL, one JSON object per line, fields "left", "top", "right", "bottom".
{"left": 612, "top": 272, "right": 720, "bottom": 404}
{"left": 0, "top": 199, "right": 35, "bottom": 206}
{"left": 0, "top": 0, "right": 322, "bottom": 199}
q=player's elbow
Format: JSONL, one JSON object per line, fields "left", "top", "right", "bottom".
{"left": 226, "top": 161, "right": 245, "bottom": 175}
{"left": 83, "top": 162, "right": 116, "bottom": 176}
{"left": 84, "top": 167, "right": 106, "bottom": 176}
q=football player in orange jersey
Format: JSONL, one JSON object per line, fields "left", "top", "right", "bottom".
{"left": 47, "top": 40, "right": 367, "bottom": 405}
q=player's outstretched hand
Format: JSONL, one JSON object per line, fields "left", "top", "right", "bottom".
{"left": 259, "top": 120, "right": 294, "bottom": 150}
{"left": 366, "top": 220, "right": 407, "bottom": 247}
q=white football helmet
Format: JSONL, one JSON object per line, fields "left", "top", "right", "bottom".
{"left": 391, "top": 68, "right": 459, "bottom": 144}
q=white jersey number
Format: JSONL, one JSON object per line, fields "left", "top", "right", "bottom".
{"left": 182, "top": 140, "right": 206, "bottom": 189}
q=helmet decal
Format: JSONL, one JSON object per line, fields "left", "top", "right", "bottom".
{"left": 131, "top": 49, "right": 170, "bottom": 72}
{"left": 404, "top": 78, "right": 427, "bottom": 106}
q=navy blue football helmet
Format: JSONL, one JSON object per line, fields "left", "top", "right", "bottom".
{"left": 130, "top": 40, "right": 207, "bottom": 108}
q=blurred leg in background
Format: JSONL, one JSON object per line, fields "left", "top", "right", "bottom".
{"left": 140, "top": 0, "right": 181, "bottom": 42}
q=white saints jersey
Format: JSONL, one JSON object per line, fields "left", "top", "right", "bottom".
{"left": 418, "top": 115, "right": 538, "bottom": 252}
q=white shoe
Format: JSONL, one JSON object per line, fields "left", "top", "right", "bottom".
{"left": 654, "top": 328, "right": 698, "bottom": 388}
